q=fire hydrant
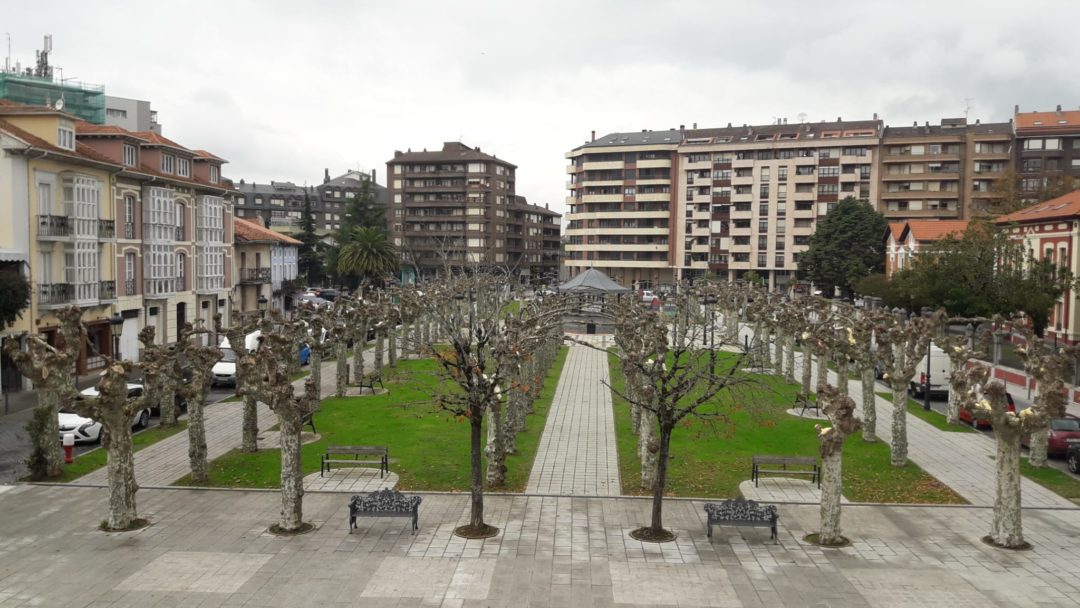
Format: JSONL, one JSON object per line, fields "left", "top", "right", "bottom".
{"left": 62, "top": 433, "right": 75, "bottom": 464}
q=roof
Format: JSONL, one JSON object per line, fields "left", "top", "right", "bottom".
{"left": 581, "top": 119, "right": 882, "bottom": 149}
{"left": 995, "top": 190, "right": 1080, "bottom": 224}
{"left": 234, "top": 218, "right": 302, "bottom": 245}
{"left": 558, "top": 268, "right": 630, "bottom": 293}
{"left": 883, "top": 121, "right": 1012, "bottom": 138}
{"left": 0, "top": 118, "right": 121, "bottom": 168}
{"left": 192, "top": 149, "right": 227, "bottom": 163}
{"left": 511, "top": 195, "right": 560, "bottom": 217}
{"left": 1015, "top": 110, "right": 1080, "bottom": 131}
{"left": 900, "top": 220, "right": 970, "bottom": 242}
{"left": 0, "top": 99, "right": 83, "bottom": 121}
{"left": 582, "top": 129, "right": 683, "bottom": 148}
{"left": 237, "top": 181, "right": 315, "bottom": 196}
{"left": 885, "top": 221, "right": 906, "bottom": 242}
{"left": 74, "top": 121, "right": 148, "bottom": 141}
{"left": 132, "top": 130, "right": 191, "bottom": 153}
{"left": 388, "top": 142, "right": 517, "bottom": 168}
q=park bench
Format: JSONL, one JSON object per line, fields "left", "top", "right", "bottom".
{"left": 360, "top": 372, "right": 385, "bottom": 393}
{"left": 349, "top": 488, "right": 421, "bottom": 534}
{"left": 321, "top": 445, "right": 389, "bottom": 478}
{"left": 794, "top": 392, "right": 820, "bottom": 417}
{"left": 751, "top": 455, "right": 819, "bottom": 488}
{"left": 704, "top": 498, "right": 779, "bottom": 542}
{"left": 301, "top": 406, "right": 319, "bottom": 434}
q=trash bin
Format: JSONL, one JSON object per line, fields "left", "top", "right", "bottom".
{"left": 586, "top": 323, "right": 596, "bottom": 335}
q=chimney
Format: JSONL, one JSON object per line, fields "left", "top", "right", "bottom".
{"left": 323, "top": 168, "right": 330, "bottom": 183}
{"left": 727, "top": 122, "right": 732, "bottom": 128}
{"left": 975, "top": 119, "right": 981, "bottom": 125}
{"left": 239, "top": 178, "right": 245, "bottom": 186}
{"left": 925, "top": 121, "right": 930, "bottom": 127}
{"left": 1057, "top": 104, "right": 1063, "bottom": 114}
{"left": 679, "top": 124, "right": 685, "bottom": 132}
{"left": 913, "top": 121, "right": 918, "bottom": 127}
{"left": 692, "top": 122, "right": 697, "bottom": 129}
{"left": 873, "top": 112, "right": 878, "bottom": 120}
{"left": 1014, "top": 104, "right": 1019, "bottom": 114}
{"left": 590, "top": 130, "right": 595, "bottom": 142}
{"left": 783, "top": 118, "right": 788, "bottom": 125}
{"left": 371, "top": 168, "right": 376, "bottom": 183}
{"left": 836, "top": 116, "right": 841, "bottom": 122}
{"left": 395, "top": 150, "right": 402, "bottom": 158}
{"left": 642, "top": 129, "right": 647, "bottom": 133}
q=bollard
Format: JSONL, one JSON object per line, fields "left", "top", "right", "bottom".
{"left": 63, "top": 433, "right": 75, "bottom": 464}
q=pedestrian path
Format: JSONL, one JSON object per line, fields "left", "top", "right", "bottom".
{"left": 526, "top": 343, "right": 621, "bottom": 496}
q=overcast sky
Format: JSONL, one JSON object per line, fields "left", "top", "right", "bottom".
{"left": 7, "top": 0, "right": 1080, "bottom": 214}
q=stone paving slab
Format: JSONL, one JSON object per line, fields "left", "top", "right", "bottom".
{"left": 526, "top": 343, "right": 620, "bottom": 496}
{"left": 302, "top": 468, "right": 398, "bottom": 493}
{"left": 739, "top": 478, "right": 849, "bottom": 504}
{"left": 2, "top": 485, "right": 1080, "bottom": 607}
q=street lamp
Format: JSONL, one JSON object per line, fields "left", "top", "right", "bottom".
{"left": 109, "top": 313, "right": 124, "bottom": 361}
{"left": 922, "top": 307, "right": 933, "bottom": 412}
{"left": 257, "top": 294, "right": 269, "bottom": 318}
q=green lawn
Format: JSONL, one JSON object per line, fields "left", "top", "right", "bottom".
{"left": 611, "top": 353, "right": 966, "bottom": 504}
{"left": 53, "top": 421, "right": 189, "bottom": 483}
{"left": 875, "top": 392, "right": 974, "bottom": 433}
{"left": 176, "top": 347, "right": 569, "bottom": 492}
{"left": 1019, "top": 461, "right": 1080, "bottom": 504}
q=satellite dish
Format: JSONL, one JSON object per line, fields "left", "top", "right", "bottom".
{"left": 54, "top": 98, "right": 64, "bottom": 111}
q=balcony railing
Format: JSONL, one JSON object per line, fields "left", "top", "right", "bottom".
{"left": 124, "top": 279, "right": 137, "bottom": 296}
{"left": 98, "top": 219, "right": 115, "bottom": 239}
{"left": 37, "top": 215, "right": 72, "bottom": 238}
{"left": 99, "top": 280, "right": 116, "bottom": 300}
{"left": 144, "top": 277, "right": 178, "bottom": 297}
{"left": 123, "top": 222, "right": 135, "bottom": 239}
{"left": 239, "top": 267, "right": 272, "bottom": 283}
{"left": 38, "top": 283, "right": 74, "bottom": 306}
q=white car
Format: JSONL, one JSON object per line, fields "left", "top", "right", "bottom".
{"left": 211, "top": 332, "right": 261, "bottom": 386}
{"left": 58, "top": 384, "right": 150, "bottom": 444}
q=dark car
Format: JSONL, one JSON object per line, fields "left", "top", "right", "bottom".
{"left": 958, "top": 392, "right": 1016, "bottom": 429}
{"left": 1022, "top": 414, "right": 1080, "bottom": 455}
{"left": 1067, "top": 440, "right": 1080, "bottom": 474}
{"left": 318, "top": 288, "right": 341, "bottom": 302}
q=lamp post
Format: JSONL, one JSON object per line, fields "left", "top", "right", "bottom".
{"left": 109, "top": 313, "right": 124, "bottom": 361}
{"left": 922, "top": 307, "right": 933, "bottom": 412}
{"left": 257, "top": 294, "right": 269, "bottom": 318}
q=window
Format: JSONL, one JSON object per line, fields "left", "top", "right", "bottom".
{"left": 195, "top": 196, "right": 225, "bottom": 292}
{"left": 757, "top": 235, "right": 768, "bottom": 249}
{"left": 106, "top": 108, "right": 128, "bottom": 119}
{"left": 209, "top": 165, "right": 219, "bottom": 184}
{"left": 176, "top": 253, "right": 186, "bottom": 289}
{"left": 177, "top": 157, "right": 191, "bottom": 177}
{"left": 467, "top": 162, "right": 486, "bottom": 173}
{"left": 123, "top": 195, "right": 136, "bottom": 238}
{"left": 124, "top": 252, "right": 136, "bottom": 293}
{"left": 57, "top": 126, "right": 74, "bottom": 150}
{"left": 758, "top": 220, "right": 768, "bottom": 233}
{"left": 818, "top": 184, "right": 839, "bottom": 194}
{"left": 123, "top": 144, "right": 137, "bottom": 167}
{"left": 37, "top": 182, "right": 52, "bottom": 212}
{"left": 161, "top": 154, "right": 175, "bottom": 173}
{"left": 817, "top": 166, "right": 840, "bottom": 177}
{"left": 1024, "top": 139, "right": 1045, "bottom": 150}
{"left": 757, "top": 253, "right": 767, "bottom": 266}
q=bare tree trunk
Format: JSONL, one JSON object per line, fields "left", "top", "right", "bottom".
{"left": 861, "top": 368, "right": 877, "bottom": 442}
{"left": 352, "top": 331, "right": 366, "bottom": 384}
{"left": 639, "top": 409, "right": 658, "bottom": 492}
{"left": 485, "top": 397, "right": 506, "bottom": 486}
{"left": 374, "top": 333, "right": 384, "bottom": 375}
{"left": 37, "top": 390, "right": 64, "bottom": 477}
{"left": 836, "top": 358, "right": 849, "bottom": 398}
{"left": 241, "top": 394, "right": 259, "bottom": 453}
{"left": 627, "top": 372, "right": 641, "bottom": 434}
{"left": 310, "top": 348, "right": 322, "bottom": 402}
{"left": 890, "top": 388, "right": 908, "bottom": 466}
{"left": 1028, "top": 428, "right": 1049, "bottom": 468}
{"left": 157, "top": 377, "right": 178, "bottom": 428}
{"left": 421, "top": 318, "right": 431, "bottom": 352}
{"left": 946, "top": 386, "right": 960, "bottom": 425}
{"left": 388, "top": 330, "right": 398, "bottom": 366}
{"left": 991, "top": 429, "right": 1025, "bottom": 548}
{"left": 335, "top": 342, "right": 348, "bottom": 397}
{"left": 277, "top": 412, "right": 304, "bottom": 532}
{"left": 801, "top": 342, "right": 812, "bottom": 394}
{"left": 469, "top": 405, "right": 485, "bottom": 529}
{"left": 818, "top": 449, "right": 843, "bottom": 544}
{"left": 104, "top": 417, "right": 138, "bottom": 530}
{"left": 187, "top": 397, "right": 208, "bottom": 484}
{"left": 815, "top": 349, "right": 829, "bottom": 392}
{"left": 784, "top": 336, "right": 796, "bottom": 384}
{"left": 649, "top": 426, "right": 673, "bottom": 532}
{"left": 773, "top": 330, "right": 784, "bottom": 376}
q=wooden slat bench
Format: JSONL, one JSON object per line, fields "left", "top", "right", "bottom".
{"left": 704, "top": 498, "right": 778, "bottom": 542}
{"left": 321, "top": 445, "right": 389, "bottom": 478}
{"left": 360, "top": 372, "right": 385, "bottom": 393}
{"left": 349, "top": 489, "right": 421, "bottom": 534}
{"left": 751, "top": 455, "right": 819, "bottom": 488}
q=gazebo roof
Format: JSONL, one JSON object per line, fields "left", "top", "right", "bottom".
{"left": 558, "top": 268, "right": 631, "bottom": 294}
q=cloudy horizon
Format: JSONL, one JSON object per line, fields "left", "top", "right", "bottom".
{"left": 7, "top": 0, "right": 1080, "bottom": 214}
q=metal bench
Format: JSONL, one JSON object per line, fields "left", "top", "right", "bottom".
{"left": 321, "top": 445, "right": 389, "bottom": 478}
{"left": 360, "top": 372, "right": 385, "bottom": 393}
{"left": 751, "top": 455, "right": 819, "bottom": 488}
{"left": 794, "top": 392, "right": 820, "bottom": 417}
{"left": 349, "top": 489, "right": 421, "bottom": 534}
{"left": 704, "top": 498, "right": 779, "bottom": 542}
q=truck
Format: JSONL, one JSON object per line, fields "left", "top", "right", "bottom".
{"left": 908, "top": 343, "right": 952, "bottom": 400}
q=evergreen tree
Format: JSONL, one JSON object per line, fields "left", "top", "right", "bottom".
{"left": 798, "top": 197, "right": 888, "bottom": 297}
{"left": 297, "top": 191, "right": 322, "bottom": 285}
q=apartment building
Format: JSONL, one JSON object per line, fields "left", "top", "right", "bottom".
{"left": 878, "top": 118, "right": 1012, "bottom": 220}
{"left": 1014, "top": 105, "right": 1080, "bottom": 204}
{"left": 387, "top": 142, "right": 560, "bottom": 282}
{"left": 566, "top": 119, "right": 881, "bottom": 290}
{"left": 233, "top": 169, "right": 387, "bottom": 235}
{"left": 234, "top": 218, "right": 300, "bottom": 314}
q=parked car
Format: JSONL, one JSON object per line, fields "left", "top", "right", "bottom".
{"left": 58, "top": 384, "right": 150, "bottom": 443}
{"left": 296, "top": 293, "right": 330, "bottom": 309}
{"left": 958, "top": 391, "right": 1016, "bottom": 429}
{"left": 317, "top": 288, "right": 341, "bottom": 302}
{"left": 1067, "top": 440, "right": 1080, "bottom": 474}
{"left": 1022, "top": 414, "right": 1080, "bottom": 455}
{"left": 908, "top": 344, "right": 951, "bottom": 400}
{"left": 211, "top": 347, "right": 240, "bottom": 387}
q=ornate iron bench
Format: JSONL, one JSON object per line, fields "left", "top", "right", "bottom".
{"left": 360, "top": 372, "right": 385, "bottom": 393}
{"left": 349, "top": 488, "right": 421, "bottom": 534}
{"left": 704, "top": 498, "right": 779, "bottom": 542}
{"left": 794, "top": 392, "right": 820, "bottom": 417}
{"left": 751, "top": 454, "right": 819, "bottom": 488}
{"left": 321, "top": 445, "right": 389, "bottom": 478}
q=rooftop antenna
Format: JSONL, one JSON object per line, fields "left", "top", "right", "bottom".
{"left": 964, "top": 98, "right": 973, "bottom": 121}
{"left": 797, "top": 112, "right": 807, "bottom": 124}
{"left": 4, "top": 33, "right": 10, "bottom": 73}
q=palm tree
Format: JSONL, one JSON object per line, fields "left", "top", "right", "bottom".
{"left": 337, "top": 227, "right": 398, "bottom": 283}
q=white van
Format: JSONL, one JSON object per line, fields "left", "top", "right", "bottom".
{"left": 908, "top": 343, "right": 952, "bottom": 400}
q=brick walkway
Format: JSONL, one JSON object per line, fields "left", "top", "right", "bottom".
{"left": 526, "top": 343, "right": 621, "bottom": 496}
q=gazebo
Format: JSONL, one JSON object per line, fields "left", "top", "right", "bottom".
{"left": 558, "top": 268, "right": 631, "bottom": 294}
{"left": 558, "top": 268, "right": 630, "bottom": 334}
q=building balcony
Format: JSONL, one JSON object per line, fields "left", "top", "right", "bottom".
{"left": 37, "top": 283, "right": 74, "bottom": 306}
{"left": 37, "top": 215, "right": 72, "bottom": 239}
{"left": 99, "top": 280, "right": 116, "bottom": 300}
{"left": 144, "top": 277, "right": 178, "bottom": 298}
{"left": 122, "top": 222, "right": 135, "bottom": 239}
{"left": 97, "top": 219, "right": 115, "bottom": 239}
{"left": 239, "top": 267, "right": 272, "bottom": 284}
{"left": 123, "top": 279, "right": 137, "bottom": 296}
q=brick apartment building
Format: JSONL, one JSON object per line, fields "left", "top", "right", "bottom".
{"left": 387, "top": 142, "right": 560, "bottom": 283}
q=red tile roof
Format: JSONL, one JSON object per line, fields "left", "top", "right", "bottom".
{"left": 995, "top": 190, "right": 1080, "bottom": 224}
{"left": 234, "top": 218, "right": 302, "bottom": 245}
{"left": 74, "top": 121, "right": 148, "bottom": 140}
{"left": 0, "top": 118, "right": 121, "bottom": 168}
{"left": 1015, "top": 110, "right": 1080, "bottom": 131}
{"left": 192, "top": 149, "right": 227, "bottom": 163}
{"left": 132, "top": 130, "right": 191, "bottom": 152}
{"left": 885, "top": 221, "right": 905, "bottom": 242}
{"left": 901, "top": 220, "right": 970, "bottom": 242}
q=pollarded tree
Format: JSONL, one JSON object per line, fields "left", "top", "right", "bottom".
{"left": 218, "top": 312, "right": 262, "bottom": 452}
{"left": 875, "top": 309, "right": 943, "bottom": 466}
{"left": 607, "top": 284, "right": 755, "bottom": 542}
{"left": 402, "top": 272, "right": 564, "bottom": 538}
{"left": 3, "top": 305, "right": 84, "bottom": 478}
{"left": 813, "top": 384, "right": 862, "bottom": 546}
{"left": 175, "top": 321, "right": 222, "bottom": 485}
{"left": 937, "top": 324, "right": 985, "bottom": 426}
{"left": 238, "top": 312, "right": 319, "bottom": 533}
{"left": 849, "top": 309, "right": 887, "bottom": 441}
{"left": 1012, "top": 320, "right": 1076, "bottom": 468}
{"left": 137, "top": 327, "right": 180, "bottom": 428}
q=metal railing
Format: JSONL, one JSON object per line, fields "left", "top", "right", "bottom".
{"left": 37, "top": 215, "right": 72, "bottom": 238}
{"left": 97, "top": 219, "right": 115, "bottom": 239}
{"left": 124, "top": 279, "right": 136, "bottom": 296}
{"left": 99, "top": 280, "right": 116, "bottom": 300}
{"left": 123, "top": 222, "right": 135, "bottom": 239}
{"left": 239, "top": 267, "right": 272, "bottom": 283}
{"left": 38, "top": 283, "right": 74, "bottom": 305}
